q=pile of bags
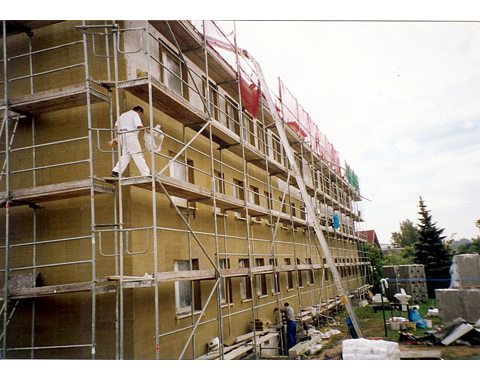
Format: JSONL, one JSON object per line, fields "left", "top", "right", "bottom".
{"left": 342, "top": 338, "right": 400, "bottom": 360}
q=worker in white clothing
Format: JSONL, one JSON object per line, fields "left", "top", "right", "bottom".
{"left": 109, "top": 106, "right": 151, "bottom": 177}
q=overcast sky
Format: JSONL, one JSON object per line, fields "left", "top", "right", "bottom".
{"left": 227, "top": 20, "right": 480, "bottom": 244}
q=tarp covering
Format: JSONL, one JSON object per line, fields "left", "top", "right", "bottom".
{"left": 239, "top": 71, "right": 261, "bottom": 119}
{"left": 188, "top": 21, "right": 358, "bottom": 191}
{"left": 346, "top": 162, "right": 360, "bottom": 191}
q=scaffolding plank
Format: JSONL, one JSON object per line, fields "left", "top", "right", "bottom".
{"left": 1, "top": 84, "right": 107, "bottom": 115}
{"left": 110, "top": 174, "right": 311, "bottom": 227}
{"left": 8, "top": 282, "right": 93, "bottom": 299}
{"left": 119, "top": 77, "right": 207, "bottom": 125}
{"left": 0, "top": 179, "right": 113, "bottom": 207}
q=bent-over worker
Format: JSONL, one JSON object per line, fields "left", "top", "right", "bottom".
{"left": 109, "top": 106, "right": 150, "bottom": 177}
{"left": 276, "top": 302, "right": 297, "bottom": 349}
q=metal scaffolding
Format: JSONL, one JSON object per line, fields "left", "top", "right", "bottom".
{"left": 0, "top": 20, "right": 372, "bottom": 359}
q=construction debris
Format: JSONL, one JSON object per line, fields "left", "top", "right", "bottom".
{"left": 288, "top": 327, "right": 341, "bottom": 359}
{"left": 251, "top": 318, "right": 272, "bottom": 331}
{"left": 419, "top": 317, "right": 480, "bottom": 346}
{"left": 196, "top": 330, "right": 278, "bottom": 360}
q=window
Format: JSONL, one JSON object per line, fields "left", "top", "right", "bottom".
{"left": 269, "top": 258, "right": 280, "bottom": 294}
{"left": 296, "top": 258, "right": 303, "bottom": 288}
{"left": 174, "top": 259, "right": 201, "bottom": 314}
{"left": 165, "top": 53, "right": 182, "bottom": 95}
{"left": 279, "top": 197, "right": 287, "bottom": 214}
{"left": 219, "top": 259, "right": 232, "bottom": 305}
{"left": 206, "top": 81, "right": 219, "bottom": 121}
{"left": 303, "top": 159, "right": 313, "bottom": 187}
{"left": 214, "top": 170, "right": 225, "bottom": 214}
{"left": 247, "top": 185, "right": 260, "bottom": 223}
{"left": 239, "top": 259, "right": 252, "bottom": 300}
{"left": 306, "top": 258, "right": 315, "bottom": 285}
{"left": 272, "top": 137, "right": 282, "bottom": 164}
{"left": 264, "top": 191, "right": 273, "bottom": 210}
{"left": 290, "top": 202, "right": 296, "bottom": 217}
{"left": 267, "top": 130, "right": 283, "bottom": 165}
{"left": 233, "top": 179, "right": 245, "bottom": 219}
{"left": 233, "top": 179, "right": 245, "bottom": 201}
{"left": 284, "top": 258, "right": 294, "bottom": 290}
{"left": 225, "top": 97, "right": 239, "bottom": 135}
{"left": 242, "top": 116, "right": 262, "bottom": 150}
{"left": 169, "top": 153, "right": 194, "bottom": 208}
{"left": 255, "top": 258, "right": 267, "bottom": 297}
{"left": 256, "top": 122, "right": 265, "bottom": 153}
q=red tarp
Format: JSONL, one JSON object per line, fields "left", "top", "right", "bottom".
{"left": 239, "top": 71, "right": 260, "bottom": 118}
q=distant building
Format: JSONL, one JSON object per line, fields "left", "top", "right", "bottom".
{"left": 360, "top": 230, "right": 381, "bottom": 248}
{"left": 381, "top": 246, "right": 403, "bottom": 256}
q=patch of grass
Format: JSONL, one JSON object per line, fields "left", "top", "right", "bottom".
{"left": 337, "top": 299, "right": 442, "bottom": 342}
{"left": 309, "top": 299, "right": 480, "bottom": 360}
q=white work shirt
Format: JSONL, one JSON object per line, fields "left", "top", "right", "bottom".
{"left": 115, "top": 110, "right": 143, "bottom": 131}
{"left": 282, "top": 306, "right": 295, "bottom": 321}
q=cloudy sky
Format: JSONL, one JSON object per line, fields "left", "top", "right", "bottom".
{"left": 228, "top": 19, "right": 480, "bottom": 244}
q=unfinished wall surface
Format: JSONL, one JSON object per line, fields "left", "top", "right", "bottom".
{"left": 1, "top": 20, "right": 371, "bottom": 359}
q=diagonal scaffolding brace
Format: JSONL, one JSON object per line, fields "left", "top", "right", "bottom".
{"left": 243, "top": 51, "right": 364, "bottom": 338}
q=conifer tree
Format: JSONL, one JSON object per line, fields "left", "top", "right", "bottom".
{"left": 413, "top": 197, "right": 452, "bottom": 297}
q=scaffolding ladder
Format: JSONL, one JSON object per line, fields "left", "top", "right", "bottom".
{"left": 242, "top": 50, "right": 364, "bottom": 338}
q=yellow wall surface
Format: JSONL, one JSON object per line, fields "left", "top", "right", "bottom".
{"left": 1, "top": 21, "right": 370, "bottom": 359}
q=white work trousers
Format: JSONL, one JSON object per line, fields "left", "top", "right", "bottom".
{"left": 112, "top": 131, "right": 150, "bottom": 176}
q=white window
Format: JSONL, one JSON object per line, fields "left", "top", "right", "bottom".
{"left": 239, "top": 259, "right": 252, "bottom": 300}
{"left": 174, "top": 260, "right": 192, "bottom": 313}
{"left": 219, "top": 259, "right": 232, "bottom": 304}
{"left": 269, "top": 258, "right": 280, "bottom": 294}
{"left": 169, "top": 154, "right": 194, "bottom": 208}
{"left": 165, "top": 53, "right": 182, "bottom": 95}
{"left": 174, "top": 259, "right": 200, "bottom": 314}
{"left": 233, "top": 179, "right": 245, "bottom": 219}
{"left": 255, "top": 258, "right": 267, "bottom": 297}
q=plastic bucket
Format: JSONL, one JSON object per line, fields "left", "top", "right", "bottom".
{"left": 424, "top": 319, "right": 432, "bottom": 328}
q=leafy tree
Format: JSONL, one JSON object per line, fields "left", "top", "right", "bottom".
{"left": 364, "top": 243, "right": 384, "bottom": 292}
{"left": 413, "top": 197, "right": 452, "bottom": 297}
{"left": 455, "top": 220, "right": 480, "bottom": 254}
{"left": 456, "top": 238, "right": 480, "bottom": 254}
{"left": 391, "top": 219, "right": 419, "bottom": 248}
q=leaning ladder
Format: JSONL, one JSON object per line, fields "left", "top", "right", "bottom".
{"left": 243, "top": 51, "right": 364, "bottom": 338}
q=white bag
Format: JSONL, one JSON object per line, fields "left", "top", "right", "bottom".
{"left": 144, "top": 124, "right": 164, "bottom": 153}
{"left": 342, "top": 338, "right": 400, "bottom": 360}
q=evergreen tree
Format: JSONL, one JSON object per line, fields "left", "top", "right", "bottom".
{"left": 413, "top": 197, "right": 452, "bottom": 297}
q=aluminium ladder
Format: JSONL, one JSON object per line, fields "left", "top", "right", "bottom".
{"left": 242, "top": 50, "right": 364, "bottom": 338}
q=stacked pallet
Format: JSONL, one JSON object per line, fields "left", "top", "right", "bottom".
{"left": 436, "top": 254, "right": 480, "bottom": 324}
{"left": 382, "top": 265, "right": 428, "bottom": 303}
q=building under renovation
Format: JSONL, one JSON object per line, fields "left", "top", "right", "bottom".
{"left": 0, "top": 20, "right": 372, "bottom": 359}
